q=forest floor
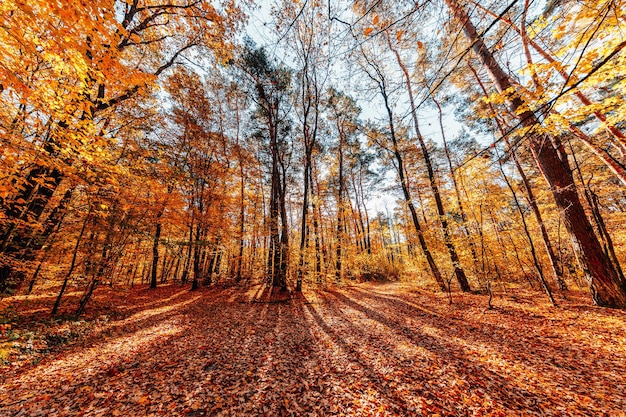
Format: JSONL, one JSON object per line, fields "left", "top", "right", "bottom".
{"left": 1, "top": 282, "right": 626, "bottom": 417}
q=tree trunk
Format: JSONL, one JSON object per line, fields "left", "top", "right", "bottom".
{"left": 297, "top": 155, "right": 311, "bottom": 291}
{"left": 268, "top": 129, "right": 286, "bottom": 290}
{"left": 569, "top": 142, "right": 626, "bottom": 286}
{"left": 335, "top": 133, "right": 345, "bottom": 283}
{"left": 191, "top": 224, "right": 201, "bottom": 291}
{"left": 52, "top": 207, "right": 90, "bottom": 315}
{"left": 237, "top": 166, "right": 246, "bottom": 283}
{"left": 311, "top": 163, "right": 323, "bottom": 283}
{"left": 389, "top": 38, "right": 470, "bottom": 292}
{"left": 150, "top": 210, "right": 163, "bottom": 289}
{"left": 379, "top": 79, "right": 446, "bottom": 290}
{"left": 0, "top": 176, "right": 67, "bottom": 293}
{"left": 433, "top": 97, "right": 480, "bottom": 272}
{"left": 497, "top": 151, "right": 556, "bottom": 305}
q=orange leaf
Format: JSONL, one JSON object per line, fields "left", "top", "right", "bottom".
{"left": 364, "top": 27, "right": 373, "bottom": 36}
{"left": 373, "top": 15, "right": 379, "bottom": 25}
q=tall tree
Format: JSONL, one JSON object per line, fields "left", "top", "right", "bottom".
{"left": 386, "top": 32, "right": 471, "bottom": 292}
{"left": 358, "top": 48, "right": 447, "bottom": 290}
{"left": 326, "top": 89, "right": 361, "bottom": 283}
{"left": 278, "top": 0, "right": 332, "bottom": 291}
{"left": 240, "top": 44, "right": 293, "bottom": 291}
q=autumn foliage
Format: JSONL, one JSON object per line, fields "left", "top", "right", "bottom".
{"left": 1, "top": 0, "right": 626, "bottom": 413}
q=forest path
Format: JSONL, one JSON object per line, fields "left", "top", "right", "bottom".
{"left": 1, "top": 282, "right": 626, "bottom": 416}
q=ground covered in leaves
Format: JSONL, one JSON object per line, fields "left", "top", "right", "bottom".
{"left": 1, "top": 282, "right": 625, "bottom": 416}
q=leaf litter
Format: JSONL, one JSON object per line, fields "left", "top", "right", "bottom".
{"left": 1, "top": 282, "right": 625, "bottom": 416}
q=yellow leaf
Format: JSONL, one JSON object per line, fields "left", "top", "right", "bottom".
{"left": 138, "top": 396, "right": 150, "bottom": 405}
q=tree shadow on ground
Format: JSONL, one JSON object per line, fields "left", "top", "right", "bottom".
{"left": 2, "top": 284, "right": 625, "bottom": 416}
{"left": 327, "top": 286, "right": 626, "bottom": 415}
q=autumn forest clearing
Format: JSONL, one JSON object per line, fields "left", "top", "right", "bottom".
{"left": 1, "top": 282, "right": 625, "bottom": 416}
{"left": 2, "top": 0, "right": 626, "bottom": 415}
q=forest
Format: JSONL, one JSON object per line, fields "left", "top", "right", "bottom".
{"left": 1, "top": 0, "right": 626, "bottom": 415}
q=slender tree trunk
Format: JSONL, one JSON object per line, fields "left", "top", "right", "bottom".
{"left": 297, "top": 157, "right": 311, "bottom": 291}
{"left": 497, "top": 151, "right": 556, "bottom": 305}
{"left": 335, "top": 134, "right": 345, "bottom": 282}
{"left": 1, "top": 182, "right": 69, "bottom": 293}
{"left": 204, "top": 243, "right": 215, "bottom": 286}
{"left": 279, "top": 163, "right": 289, "bottom": 291}
{"left": 359, "top": 176, "right": 372, "bottom": 254}
{"left": 76, "top": 276, "right": 98, "bottom": 317}
{"left": 237, "top": 167, "right": 245, "bottom": 283}
{"left": 52, "top": 208, "right": 90, "bottom": 315}
{"left": 76, "top": 226, "right": 111, "bottom": 316}
{"left": 172, "top": 253, "right": 181, "bottom": 284}
{"left": 389, "top": 38, "right": 470, "bottom": 291}
{"left": 433, "top": 97, "right": 480, "bottom": 271}
{"left": 351, "top": 206, "right": 364, "bottom": 253}
{"left": 505, "top": 229, "right": 534, "bottom": 289}
{"left": 150, "top": 209, "right": 163, "bottom": 289}
{"left": 588, "top": 190, "right": 625, "bottom": 285}
{"left": 478, "top": 202, "right": 487, "bottom": 279}
{"left": 487, "top": 209, "right": 509, "bottom": 282}
{"left": 160, "top": 251, "right": 171, "bottom": 283}
{"left": 268, "top": 144, "right": 285, "bottom": 289}
{"left": 191, "top": 224, "right": 201, "bottom": 291}
{"left": 378, "top": 77, "right": 446, "bottom": 290}
{"left": 351, "top": 176, "right": 366, "bottom": 253}
{"left": 207, "top": 237, "right": 222, "bottom": 284}
{"left": 311, "top": 164, "right": 323, "bottom": 283}
{"left": 569, "top": 142, "right": 626, "bottom": 286}
{"left": 181, "top": 222, "right": 193, "bottom": 285}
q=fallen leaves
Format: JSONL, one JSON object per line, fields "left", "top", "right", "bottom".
{"left": 0, "top": 283, "right": 625, "bottom": 416}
